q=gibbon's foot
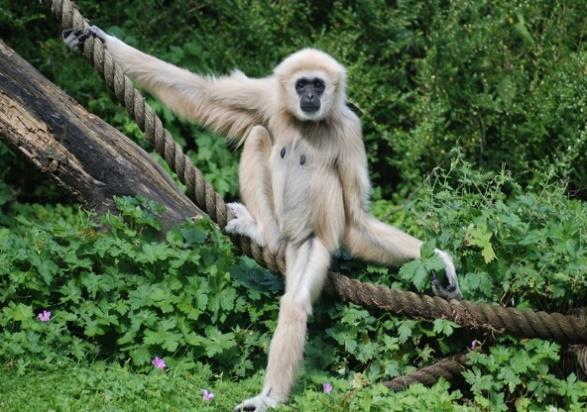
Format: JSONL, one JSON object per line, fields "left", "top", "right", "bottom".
{"left": 225, "top": 202, "right": 265, "bottom": 246}
{"left": 431, "top": 249, "right": 462, "bottom": 300}
{"left": 234, "top": 393, "right": 278, "bottom": 412}
{"left": 62, "top": 25, "right": 107, "bottom": 50}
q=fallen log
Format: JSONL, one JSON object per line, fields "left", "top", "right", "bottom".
{"left": 0, "top": 41, "right": 201, "bottom": 229}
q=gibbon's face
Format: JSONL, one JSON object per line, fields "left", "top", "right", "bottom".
{"left": 275, "top": 48, "right": 347, "bottom": 122}
{"left": 288, "top": 70, "right": 336, "bottom": 121}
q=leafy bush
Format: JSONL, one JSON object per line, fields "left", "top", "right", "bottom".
{"left": 0, "top": 198, "right": 280, "bottom": 376}
{"left": 394, "top": 158, "right": 587, "bottom": 308}
{"left": 1, "top": 174, "right": 585, "bottom": 409}
{"left": 1, "top": 0, "right": 586, "bottom": 199}
{"left": 464, "top": 340, "right": 585, "bottom": 411}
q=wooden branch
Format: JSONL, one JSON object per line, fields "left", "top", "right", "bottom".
{"left": 0, "top": 41, "right": 201, "bottom": 229}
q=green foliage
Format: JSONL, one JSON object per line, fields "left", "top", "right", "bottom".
{"left": 0, "top": 362, "right": 257, "bottom": 412}
{"left": 0, "top": 198, "right": 280, "bottom": 376}
{"left": 2, "top": 0, "right": 586, "bottom": 199}
{"left": 0, "top": 363, "right": 465, "bottom": 412}
{"left": 464, "top": 340, "right": 587, "bottom": 411}
{"left": 396, "top": 158, "right": 587, "bottom": 308}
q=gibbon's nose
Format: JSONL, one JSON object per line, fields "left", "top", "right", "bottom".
{"left": 301, "top": 93, "right": 320, "bottom": 113}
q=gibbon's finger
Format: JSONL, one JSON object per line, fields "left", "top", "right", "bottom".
{"left": 88, "top": 25, "right": 108, "bottom": 42}
{"left": 225, "top": 203, "right": 266, "bottom": 246}
{"left": 233, "top": 401, "right": 259, "bottom": 412}
{"left": 62, "top": 29, "right": 89, "bottom": 50}
{"left": 62, "top": 26, "right": 108, "bottom": 52}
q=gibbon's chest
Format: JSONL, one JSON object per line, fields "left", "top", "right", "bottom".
{"left": 267, "top": 120, "right": 339, "bottom": 174}
{"left": 267, "top": 126, "right": 344, "bottom": 242}
{"left": 268, "top": 130, "right": 339, "bottom": 194}
{"left": 269, "top": 136, "right": 320, "bottom": 204}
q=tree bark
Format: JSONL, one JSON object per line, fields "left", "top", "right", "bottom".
{"left": 0, "top": 41, "right": 201, "bottom": 229}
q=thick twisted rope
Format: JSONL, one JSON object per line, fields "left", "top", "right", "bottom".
{"left": 45, "top": 0, "right": 587, "bottom": 345}
{"left": 563, "top": 308, "right": 587, "bottom": 378}
{"left": 383, "top": 353, "right": 469, "bottom": 391}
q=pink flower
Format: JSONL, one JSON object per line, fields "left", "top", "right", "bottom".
{"left": 152, "top": 356, "right": 166, "bottom": 369}
{"left": 468, "top": 340, "right": 481, "bottom": 351}
{"left": 201, "top": 389, "right": 214, "bottom": 401}
{"left": 37, "top": 310, "right": 52, "bottom": 322}
{"left": 323, "top": 382, "right": 333, "bottom": 394}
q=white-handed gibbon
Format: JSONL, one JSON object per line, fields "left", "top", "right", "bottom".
{"left": 65, "top": 27, "right": 462, "bottom": 412}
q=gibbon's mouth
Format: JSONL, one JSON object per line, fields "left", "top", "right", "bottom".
{"left": 300, "top": 104, "right": 320, "bottom": 113}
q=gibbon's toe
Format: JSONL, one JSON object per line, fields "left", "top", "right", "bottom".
{"left": 433, "top": 248, "right": 462, "bottom": 299}
{"left": 234, "top": 393, "right": 277, "bottom": 412}
{"left": 227, "top": 202, "right": 251, "bottom": 219}
{"left": 225, "top": 203, "right": 254, "bottom": 232}
{"left": 431, "top": 272, "right": 463, "bottom": 301}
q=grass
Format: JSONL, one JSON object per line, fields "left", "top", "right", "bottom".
{"left": 0, "top": 362, "right": 263, "bottom": 412}
{"left": 0, "top": 360, "right": 468, "bottom": 412}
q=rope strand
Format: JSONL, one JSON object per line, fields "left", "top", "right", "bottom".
{"left": 383, "top": 353, "right": 469, "bottom": 391}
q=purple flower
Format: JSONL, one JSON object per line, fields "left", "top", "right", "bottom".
{"left": 37, "top": 310, "right": 52, "bottom": 322}
{"left": 201, "top": 389, "right": 214, "bottom": 401}
{"left": 323, "top": 382, "right": 333, "bottom": 394}
{"left": 152, "top": 356, "right": 166, "bottom": 369}
{"left": 468, "top": 340, "right": 481, "bottom": 351}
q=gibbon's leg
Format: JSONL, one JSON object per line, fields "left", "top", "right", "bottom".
{"left": 226, "top": 126, "right": 283, "bottom": 253}
{"left": 344, "top": 214, "right": 461, "bottom": 299}
{"left": 235, "top": 237, "right": 331, "bottom": 412}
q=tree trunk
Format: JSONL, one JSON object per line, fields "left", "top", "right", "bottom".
{"left": 0, "top": 41, "right": 201, "bottom": 229}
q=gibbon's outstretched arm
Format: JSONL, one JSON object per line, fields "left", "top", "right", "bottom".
{"left": 64, "top": 26, "right": 273, "bottom": 141}
{"left": 338, "top": 112, "right": 461, "bottom": 298}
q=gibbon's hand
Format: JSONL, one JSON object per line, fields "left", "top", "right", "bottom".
{"left": 62, "top": 25, "right": 107, "bottom": 51}
{"left": 431, "top": 249, "right": 462, "bottom": 300}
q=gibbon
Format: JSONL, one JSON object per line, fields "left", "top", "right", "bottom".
{"left": 65, "top": 27, "right": 462, "bottom": 412}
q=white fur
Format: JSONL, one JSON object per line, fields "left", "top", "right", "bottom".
{"left": 434, "top": 248, "right": 461, "bottom": 297}
{"left": 65, "top": 29, "right": 462, "bottom": 411}
{"left": 225, "top": 202, "right": 265, "bottom": 246}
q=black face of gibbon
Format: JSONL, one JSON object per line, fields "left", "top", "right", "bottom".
{"left": 295, "top": 77, "right": 325, "bottom": 113}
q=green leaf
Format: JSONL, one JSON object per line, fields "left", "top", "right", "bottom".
{"left": 397, "top": 322, "right": 413, "bottom": 343}
{"left": 465, "top": 223, "right": 497, "bottom": 263}
{"left": 130, "top": 347, "right": 151, "bottom": 366}
{"left": 4, "top": 303, "right": 33, "bottom": 322}
{"left": 420, "top": 240, "right": 436, "bottom": 259}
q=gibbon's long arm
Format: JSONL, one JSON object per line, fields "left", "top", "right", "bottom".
{"left": 338, "top": 114, "right": 461, "bottom": 297}
{"left": 75, "top": 26, "right": 273, "bottom": 141}
{"left": 337, "top": 116, "right": 424, "bottom": 264}
{"left": 336, "top": 110, "right": 372, "bottom": 222}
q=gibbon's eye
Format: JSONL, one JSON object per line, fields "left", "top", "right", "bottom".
{"left": 313, "top": 79, "right": 325, "bottom": 93}
{"left": 295, "top": 79, "right": 306, "bottom": 93}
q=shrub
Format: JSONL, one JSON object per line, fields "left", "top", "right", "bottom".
{"left": 0, "top": 198, "right": 281, "bottom": 376}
